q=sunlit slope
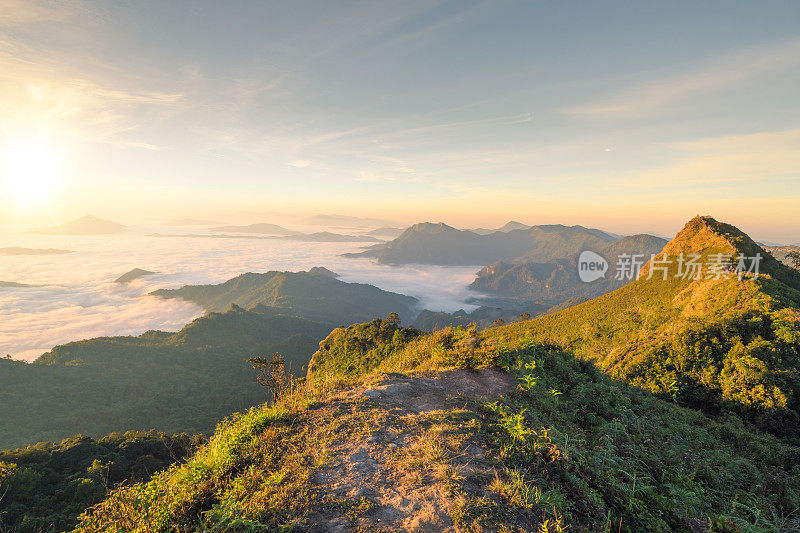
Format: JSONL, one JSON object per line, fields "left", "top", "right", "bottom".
{"left": 76, "top": 317, "right": 800, "bottom": 532}
{"left": 485, "top": 216, "right": 800, "bottom": 432}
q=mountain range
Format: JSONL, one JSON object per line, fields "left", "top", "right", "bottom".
{"left": 470, "top": 233, "right": 668, "bottom": 304}
{"left": 29, "top": 215, "right": 127, "bottom": 235}
{"left": 4, "top": 216, "right": 800, "bottom": 532}
{"left": 150, "top": 231, "right": 380, "bottom": 242}
{"left": 209, "top": 222, "right": 299, "bottom": 235}
{"left": 344, "top": 222, "right": 619, "bottom": 265}
{"left": 0, "top": 246, "right": 74, "bottom": 255}
{"left": 150, "top": 267, "right": 417, "bottom": 325}
{"left": 72, "top": 217, "right": 800, "bottom": 533}
{"left": 0, "top": 268, "right": 415, "bottom": 449}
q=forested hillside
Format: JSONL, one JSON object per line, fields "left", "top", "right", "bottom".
{"left": 0, "top": 307, "right": 330, "bottom": 449}
{"left": 0, "top": 431, "right": 204, "bottom": 532}
{"left": 73, "top": 216, "right": 800, "bottom": 532}
{"left": 77, "top": 315, "right": 800, "bottom": 532}
{"left": 151, "top": 267, "right": 417, "bottom": 323}
{"left": 486, "top": 216, "right": 800, "bottom": 435}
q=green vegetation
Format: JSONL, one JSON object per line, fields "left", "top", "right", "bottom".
{"left": 72, "top": 217, "right": 800, "bottom": 532}
{"left": 75, "top": 316, "right": 800, "bottom": 532}
{"left": 786, "top": 250, "right": 800, "bottom": 269}
{"left": 0, "top": 306, "right": 330, "bottom": 449}
{"left": 2, "top": 267, "right": 417, "bottom": 450}
{"left": 412, "top": 304, "right": 551, "bottom": 331}
{"left": 470, "top": 234, "right": 667, "bottom": 304}
{"left": 484, "top": 217, "right": 800, "bottom": 436}
{"left": 0, "top": 431, "right": 204, "bottom": 532}
{"left": 150, "top": 267, "right": 417, "bottom": 324}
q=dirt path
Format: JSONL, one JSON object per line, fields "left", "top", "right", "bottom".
{"left": 304, "top": 369, "right": 516, "bottom": 532}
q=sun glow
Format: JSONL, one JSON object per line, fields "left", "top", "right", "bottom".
{"left": 2, "top": 137, "right": 63, "bottom": 208}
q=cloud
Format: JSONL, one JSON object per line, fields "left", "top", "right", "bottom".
{"left": 0, "top": 4, "right": 186, "bottom": 150}
{"left": 287, "top": 160, "right": 311, "bottom": 167}
{"left": 0, "top": 0, "right": 75, "bottom": 27}
{"left": 356, "top": 171, "right": 396, "bottom": 182}
{"left": 616, "top": 129, "right": 800, "bottom": 188}
{"left": 0, "top": 227, "right": 481, "bottom": 360}
{"left": 563, "top": 37, "right": 800, "bottom": 119}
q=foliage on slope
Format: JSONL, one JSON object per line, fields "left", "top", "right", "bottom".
{"left": 470, "top": 234, "right": 668, "bottom": 304}
{"left": 77, "top": 318, "right": 800, "bottom": 532}
{"left": 0, "top": 431, "right": 204, "bottom": 532}
{"left": 0, "top": 307, "right": 330, "bottom": 449}
{"left": 484, "top": 216, "right": 800, "bottom": 436}
{"left": 149, "top": 268, "right": 417, "bottom": 325}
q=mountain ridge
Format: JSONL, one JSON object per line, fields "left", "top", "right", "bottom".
{"left": 29, "top": 215, "right": 127, "bottom": 235}
{"left": 345, "top": 222, "right": 619, "bottom": 266}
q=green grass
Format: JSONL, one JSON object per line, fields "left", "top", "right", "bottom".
{"left": 75, "top": 317, "right": 800, "bottom": 532}
{"left": 72, "top": 218, "right": 800, "bottom": 532}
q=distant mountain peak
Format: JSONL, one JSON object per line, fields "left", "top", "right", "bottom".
{"left": 30, "top": 215, "right": 127, "bottom": 235}
{"left": 497, "top": 220, "right": 530, "bottom": 232}
{"left": 115, "top": 268, "right": 158, "bottom": 284}
{"left": 407, "top": 222, "right": 457, "bottom": 234}
{"left": 306, "top": 266, "right": 339, "bottom": 278}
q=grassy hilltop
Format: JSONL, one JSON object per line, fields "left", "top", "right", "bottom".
{"left": 72, "top": 217, "right": 800, "bottom": 532}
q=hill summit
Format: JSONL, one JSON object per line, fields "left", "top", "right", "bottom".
{"left": 75, "top": 216, "right": 800, "bottom": 532}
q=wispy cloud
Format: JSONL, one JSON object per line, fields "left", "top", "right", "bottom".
{"left": 563, "top": 37, "right": 800, "bottom": 119}
{"left": 0, "top": 2, "right": 186, "bottom": 149}
{"left": 356, "top": 171, "right": 396, "bottom": 182}
{"left": 615, "top": 128, "right": 800, "bottom": 187}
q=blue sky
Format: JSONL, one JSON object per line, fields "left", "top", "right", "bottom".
{"left": 0, "top": 0, "right": 798, "bottom": 240}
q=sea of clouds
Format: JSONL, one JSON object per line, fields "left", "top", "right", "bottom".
{"left": 0, "top": 227, "right": 481, "bottom": 361}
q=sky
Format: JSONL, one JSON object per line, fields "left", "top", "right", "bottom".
{"left": 0, "top": 0, "right": 798, "bottom": 241}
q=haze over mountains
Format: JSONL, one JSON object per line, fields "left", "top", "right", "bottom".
{"left": 0, "top": 267, "right": 417, "bottom": 449}
{"left": 114, "top": 268, "right": 158, "bottom": 284}
{"left": 471, "top": 233, "right": 669, "bottom": 303}
{"left": 151, "top": 229, "right": 381, "bottom": 242}
{"left": 28, "top": 215, "right": 127, "bottom": 235}
{"left": 67, "top": 216, "right": 800, "bottom": 533}
{"left": 210, "top": 222, "right": 299, "bottom": 235}
{"left": 0, "top": 305, "right": 330, "bottom": 449}
{"left": 0, "top": 246, "right": 73, "bottom": 255}
{"left": 151, "top": 267, "right": 417, "bottom": 325}
{"left": 345, "top": 222, "right": 620, "bottom": 266}
{"left": 0, "top": 280, "right": 33, "bottom": 288}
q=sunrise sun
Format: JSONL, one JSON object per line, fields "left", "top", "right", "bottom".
{"left": 1, "top": 137, "right": 62, "bottom": 207}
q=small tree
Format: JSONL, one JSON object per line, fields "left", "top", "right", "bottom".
{"left": 386, "top": 312, "right": 401, "bottom": 327}
{"left": 787, "top": 251, "right": 800, "bottom": 269}
{"left": 247, "top": 353, "right": 291, "bottom": 403}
